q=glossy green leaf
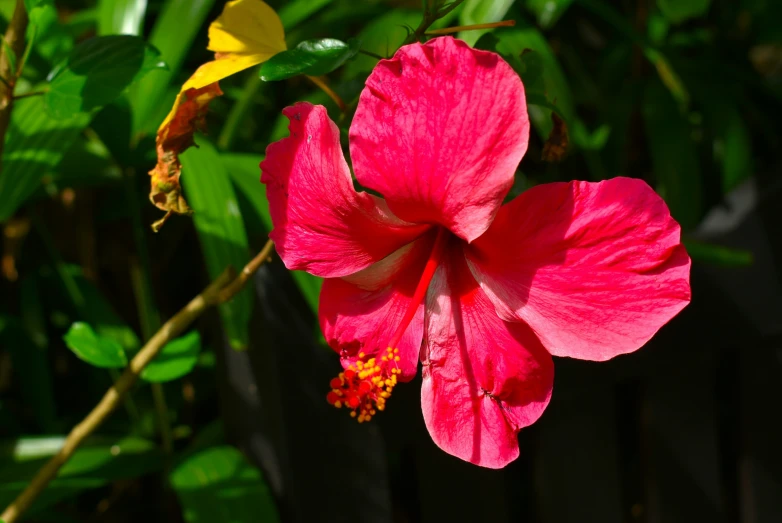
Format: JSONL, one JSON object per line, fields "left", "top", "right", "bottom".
{"left": 459, "top": 0, "right": 516, "bottom": 46}
{"left": 170, "top": 446, "right": 280, "bottom": 523}
{"left": 524, "top": 0, "right": 574, "bottom": 28}
{"left": 657, "top": 0, "right": 711, "bottom": 24}
{"left": 62, "top": 322, "right": 127, "bottom": 368}
{"left": 642, "top": 81, "right": 703, "bottom": 230}
{"left": 0, "top": 96, "right": 92, "bottom": 221}
{"left": 141, "top": 331, "right": 201, "bottom": 383}
{"left": 131, "top": 0, "right": 216, "bottom": 133}
{"left": 46, "top": 35, "right": 166, "bottom": 119}
{"left": 0, "top": 436, "right": 161, "bottom": 514}
{"left": 181, "top": 140, "right": 251, "bottom": 350}
{"left": 23, "top": 0, "right": 52, "bottom": 12}
{"left": 98, "top": 0, "right": 147, "bottom": 36}
{"left": 223, "top": 153, "right": 322, "bottom": 313}
{"left": 260, "top": 38, "right": 360, "bottom": 81}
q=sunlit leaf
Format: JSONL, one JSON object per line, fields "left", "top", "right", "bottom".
{"left": 141, "top": 331, "right": 201, "bottom": 383}
{"left": 260, "top": 38, "right": 360, "bottom": 81}
{"left": 46, "top": 35, "right": 166, "bottom": 119}
{"left": 62, "top": 322, "right": 127, "bottom": 369}
{"left": 170, "top": 446, "right": 280, "bottom": 523}
{"left": 98, "top": 0, "right": 147, "bottom": 36}
{"left": 0, "top": 97, "right": 91, "bottom": 221}
{"left": 180, "top": 140, "right": 251, "bottom": 350}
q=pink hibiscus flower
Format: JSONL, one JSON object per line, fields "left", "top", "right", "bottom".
{"left": 260, "top": 36, "right": 691, "bottom": 468}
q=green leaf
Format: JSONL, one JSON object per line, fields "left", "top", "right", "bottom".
{"left": 223, "top": 153, "right": 322, "bottom": 313}
{"left": 260, "top": 38, "right": 360, "bottom": 81}
{"left": 0, "top": 96, "right": 92, "bottom": 221}
{"left": 0, "top": 436, "right": 161, "bottom": 514}
{"left": 98, "top": 0, "right": 147, "bottom": 36}
{"left": 131, "top": 0, "right": 216, "bottom": 133}
{"left": 278, "top": 0, "right": 334, "bottom": 29}
{"left": 141, "top": 331, "right": 201, "bottom": 383}
{"left": 490, "top": 25, "right": 575, "bottom": 137}
{"left": 459, "top": 0, "right": 516, "bottom": 46}
{"left": 683, "top": 240, "right": 753, "bottom": 267}
{"left": 524, "top": 0, "right": 574, "bottom": 28}
{"left": 657, "top": 0, "right": 711, "bottom": 24}
{"left": 344, "top": 9, "right": 419, "bottom": 78}
{"left": 62, "top": 322, "right": 127, "bottom": 368}
{"left": 46, "top": 35, "right": 166, "bottom": 119}
{"left": 23, "top": 0, "right": 52, "bottom": 12}
{"left": 642, "top": 81, "right": 703, "bottom": 230}
{"left": 170, "top": 446, "right": 280, "bottom": 523}
{"left": 180, "top": 140, "right": 251, "bottom": 350}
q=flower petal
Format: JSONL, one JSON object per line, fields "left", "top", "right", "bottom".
{"left": 421, "top": 243, "right": 553, "bottom": 468}
{"left": 319, "top": 230, "right": 438, "bottom": 381}
{"left": 261, "top": 103, "right": 429, "bottom": 278}
{"left": 350, "top": 36, "right": 529, "bottom": 243}
{"left": 207, "top": 0, "right": 286, "bottom": 56}
{"left": 181, "top": 54, "right": 269, "bottom": 91}
{"left": 467, "top": 177, "right": 692, "bottom": 362}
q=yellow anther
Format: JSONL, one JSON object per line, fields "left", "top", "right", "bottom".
{"left": 394, "top": 356, "right": 400, "bottom": 361}
{"left": 350, "top": 411, "right": 357, "bottom": 418}
{"left": 394, "top": 348, "right": 399, "bottom": 354}
{"left": 334, "top": 401, "right": 342, "bottom": 408}
{"left": 359, "top": 352, "right": 365, "bottom": 358}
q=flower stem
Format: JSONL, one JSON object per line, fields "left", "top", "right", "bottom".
{"left": 0, "top": 240, "right": 275, "bottom": 523}
{"left": 425, "top": 19, "right": 516, "bottom": 36}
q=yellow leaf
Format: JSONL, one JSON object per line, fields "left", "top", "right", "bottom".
{"left": 208, "top": 0, "right": 286, "bottom": 56}
{"left": 149, "top": 0, "right": 286, "bottom": 229}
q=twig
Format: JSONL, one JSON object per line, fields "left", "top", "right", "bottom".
{"left": 0, "top": 0, "right": 29, "bottom": 172}
{"left": 0, "top": 239, "right": 275, "bottom": 523}
{"left": 404, "top": 0, "right": 466, "bottom": 45}
{"left": 12, "top": 90, "right": 46, "bottom": 100}
{"left": 305, "top": 75, "right": 346, "bottom": 113}
{"left": 358, "top": 49, "right": 385, "bottom": 60}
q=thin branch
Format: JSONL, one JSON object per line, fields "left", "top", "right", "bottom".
{"left": 218, "top": 239, "right": 274, "bottom": 303}
{"left": 0, "top": 0, "right": 29, "bottom": 173}
{"left": 0, "top": 240, "right": 276, "bottom": 523}
{"left": 358, "top": 49, "right": 385, "bottom": 60}
{"left": 403, "top": 0, "right": 466, "bottom": 45}
{"left": 13, "top": 90, "right": 46, "bottom": 100}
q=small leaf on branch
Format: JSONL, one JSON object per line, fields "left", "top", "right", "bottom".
{"left": 63, "top": 322, "right": 127, "bottom": 369}
{"left": 259, "top": 38, "right": 360, "bottom": 81}
{"left": 141, "top": 331, "right": 201, "bottom": 383}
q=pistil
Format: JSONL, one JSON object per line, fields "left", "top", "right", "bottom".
{"left": 326, "top": 227, "right": 450, "bottom": 421}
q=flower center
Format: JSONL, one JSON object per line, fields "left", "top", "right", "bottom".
{"left": 326, "top": 227, "right": 450, "bottom": 422}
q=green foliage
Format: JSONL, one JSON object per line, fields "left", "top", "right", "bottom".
{"left": 62, "top": 322, "right": 127, "bottom": 368}
{"left": 170, "top": 446, "right": 280, "bottom": 523}
{"left": 657, "top": 0, "right": 711, "bottom": 24}
{"left": 181, "top": 140, "right": 252, "bottom": 350}
{"left": 260, "top": 38, "right": 361, "bottom": 81}
{"left": 141, "top": 331, "right": 201, "bottom": 383}
{"left": 46, "top": 35, "right": 166, "bottom": 119}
